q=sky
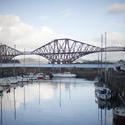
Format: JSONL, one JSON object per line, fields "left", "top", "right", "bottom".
{"left": 0, "top": 0, "right": 125, "bottom": 62}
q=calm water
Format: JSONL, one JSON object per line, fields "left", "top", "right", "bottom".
{"left": 0, "top": 78, "right": 115, "bottom": 125}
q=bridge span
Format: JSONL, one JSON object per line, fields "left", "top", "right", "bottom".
{"left": 0, "top": 38, "right": 125, "bottom": 63}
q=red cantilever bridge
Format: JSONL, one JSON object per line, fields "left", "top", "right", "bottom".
{"left": 0, "top": 38, "right": 125, "bottom": 63}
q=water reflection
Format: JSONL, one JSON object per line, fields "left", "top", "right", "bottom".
{"left": 13, "top": 88, "right": 16, "bottom": 120}
{"left": 0, "top": 78, "right": 124, "bottom": 125}
{"left": 0, "top": 95, "right": 2, "bottom": 125}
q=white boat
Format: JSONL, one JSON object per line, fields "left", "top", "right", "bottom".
{"left": 53, "top": 72, "right": 76, "bottom": 78}
{"left": 8, "top": 77, "right": 18, "bottom": 84}
{"left": 44, "top": 75, "right": 50, "bottom": 80}
{"left": 95, "top": 87, "right": 111, "bottom": 100}
{"left": 17, "top": 75, "right": 29, "bottom": 82}
{"left": 28, "top": 73, "right": 37, "bottom": 80}
{"left": 0, "top": 78, "right": 11, "bottom": 86}
{"left": 0, "top": 77, "right": 18, "bottom": 85}
{"left": 21, "top": 75, "right": 30, "bottom": 82}
{"left": 113, "top": 107, "right": 125, "bottom": 124}
{"left": 17, "top": 76, "right": 23, "bottom": 82}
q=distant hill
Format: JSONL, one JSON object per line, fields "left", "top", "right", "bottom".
{"left": 74, "top": 60, "right": 114, "bottom": 64}
{"left": 18, "top": 58, "right": 48, "bottom": 63}
{"left": 17, "top": 58, "right": 117, "bottom": 64}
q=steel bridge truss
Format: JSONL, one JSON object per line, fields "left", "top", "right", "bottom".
{"left": 0, "top": 39, "right": 125, "bottom": 63}
{"left": 0, "top": 44, "right": 22, "bottom": 63}
{"left": 32, "top": 39, "right": 101, "bottom": 63}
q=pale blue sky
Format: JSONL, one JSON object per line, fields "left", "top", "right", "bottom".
{"left": 0, "top": 0, "right": 124, "bottom": 40}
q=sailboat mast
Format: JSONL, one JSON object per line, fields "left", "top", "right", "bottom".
{"left": 104, "top": 32, "right": 107, "bottom": 82}
{"left": 101, "top": 35, "right": 103, "bottom": 77}
{"left": 23, "top": 48, "right": 25, "bottom": 75}
{"left": 14, "top": 44, "right": 16, "bottom": 77}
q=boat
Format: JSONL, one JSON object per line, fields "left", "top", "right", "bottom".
{"left": 17, "top": 76, "right": 23, "bottom": 82}
{"left": 35, "top": 73, "right": 52, "bottom": 80}
{"left": 0, "top": 77, "right": 18, "bottom": 85}
{"left": 113, "top": 106, "right": 125, "bottom": 124}
{"left": 53, "top": 72, "right": 76, "bottom": 78}
{"left": 22, "top": 76, "right": 30, "bottom": 82}
{"left": 28, "top": 73, "right": 37, "bottom": 80}
{"left": 36, "top": 73, "right": 46, "bottom": 80}
{"left": 17, "top": 75, "right": 30, "bottom": 82}
{"left": 0, "top": 78, "right": 11, "bottom": 86}
{"left": 8, "top": 77, "right": 18, "bottom": 84}
{"left": 95, "top": 87, "right": 111, "bottom": 100}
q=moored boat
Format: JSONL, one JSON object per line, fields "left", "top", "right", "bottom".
{"left": 0, "top": 78, "right": 11, "bottom": 86}
{"left": 29, "top": 73, "right": 37, "bottom": 80}
{"left": 53, "top": 72, "right": 76, "bottom": 78}
{"left": 35, "top": 73, "right": 53, "bottom": 80}
{"left": 95, "top": 87, "right": 111, "bottom": 100}
{"left": 36, "top": 73, "right": 46, "bottom": 80}
{"left": 8, "top": 77, "right": 18, "bottom": 84}
{"left": 113, "top": 106, "right": 125, "bottom": 124}
{"left": 17, "top": 75, "right": 30, "bottom": 82}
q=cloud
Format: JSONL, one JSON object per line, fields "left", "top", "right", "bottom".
{"left": 108, "top": 3, "right": 125, "bottom": 13}
{"left": 0, "top": 15, "right": 64, "bottom": 51}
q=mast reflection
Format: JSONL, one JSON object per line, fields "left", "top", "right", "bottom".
{"left": 13, "top": 87, "right": 16, "bottom": 120}
{"left": 0, "top": 92, "right": 3, "bottom": 125}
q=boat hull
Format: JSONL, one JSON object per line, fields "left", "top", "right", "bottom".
{"left": 37, "top": 76, "right": 45, "bottom": 80}
{"left": 95, "top": 87, "right": 111, "bottom": 100}
{"left": 113, "top": 113, "right": 125, "bottom": 124}
{"left": 113, "top": 107, "right": 125, "bottom": 124}
{"left": 53, "top": 73, "right": 76, "bottom": 78}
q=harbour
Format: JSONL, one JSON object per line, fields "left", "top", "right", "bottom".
{"left": 0, "top": 62, "right": 125, "bottom": 125}
{"left": 0, "top": 77, "right": 124, "bottom": 125}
